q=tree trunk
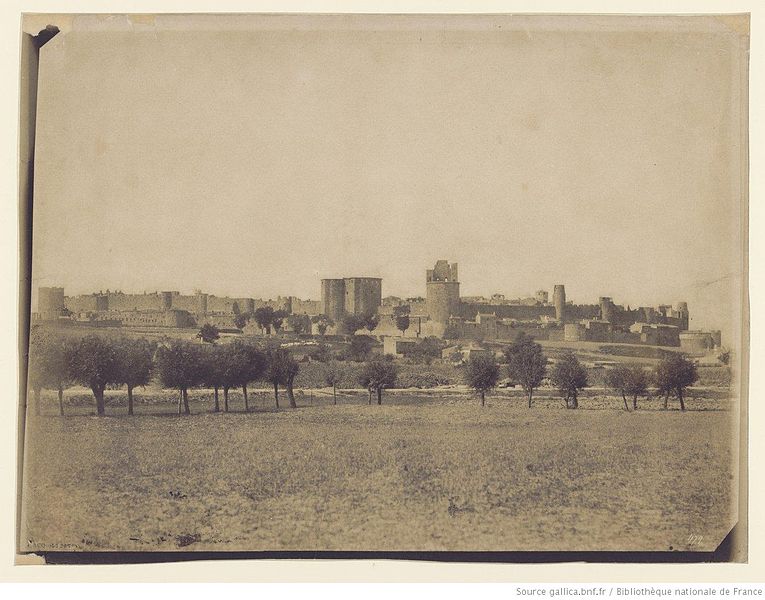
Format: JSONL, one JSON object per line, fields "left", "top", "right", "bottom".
{"left": 368, "top": 388, "right": 372, "bottom": 405}
{"left": 678, "top": 387, "right": 685, "bottom": 411}
{"left": 663, "top": 392, "right": 669, "bottom": 410}
{"left": 480, "top": 391, "right": 485, "bottom": 407}
{"left": 58, "top": 385, "right": 65, "bottom": 416}
{"left": 570, "top": 391, "right": 578, "bottom": 409}
{"left": 632, "top": 395, "right": 638, "bottom": 410}
{"left": 127, "top": 385, "right": 134, "bottom": 416}
{"left": 273, "top": 382, "right": 279, "bottom": 408}
{"left": 182, "top": 388, "right": 190, "bottom": 415}
{"left": 288, "top": 378, "right": 296, "bottom": 408}
{"left": 333, "top": 384, "right": 337, "bottom": 405}
{"left": 178, "top": 389, "right": 183, "bottom": 415}
{"left": 527, "top": 388, "right": 533, "bottom": 409}
{"left": 34, "top": 387, "right": 41, "bottom": 416}
{"left": 377, "top": 387, "right": 382, "bottom": 405}
{"left": 94, "top": 388, "right": 105, "bottom": 416}
{"left": 622, "top": 392, "right": 629, "bottom": 411}
{"left": 214, "top": 386, "right": 219, "bottom": 412}
{"left": 223, "top": 387, "right": 229, "bottom": 412}
{"left": 243, "top": 385, "right": 249, "bottom": 412}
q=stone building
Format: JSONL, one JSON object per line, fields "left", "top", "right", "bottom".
{"left": 320, "top": 276, "right": 382, "bottom": 320}
{"left": 57, "top": 286, "right": 316, "bottom": 331}
{"left": 679, "top": 330, "right": 722, "bottom": 353}
{"left": 383, "top": 336, "right": 420, "bottom": 357}
{"left": 345, "top": 277, "right": 382, "bottom": 316}
{"left": 321, "top": 279, "right": 346, "bottom": 322}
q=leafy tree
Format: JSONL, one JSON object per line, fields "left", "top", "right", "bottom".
{"left": 27, "top": 329, "right": 72, "bottom": 416}
{"left": 283, "top": 352, "right": 300, "bottom": 408}
{"left": 217, "top": 342, "right": 247, "bottom": 412}
{"left": 606, "top": 364, "right": 649, "bottom": 411}
{"left": 287, "top": 314, "right": 309, "bottom": 335}
{"left": 253, "top": 306, "right": 275, "bottom": 334}
{"left": 114, "top": 337, "right": 154, "bottom": 416}
{"left": 155, "top": 340, "right": 203, "bottom": 415}
{"left": 323, "top": 361, "right": 345, "bottom": 405}
{"left": 264, "top": 348, "right": 298, "bottom": 408}
{"left": 212, "top": 341, "right": 266, "bottom": 412}
{"left": 240, "top": 342, "right": 267, "bottom": 411}
{"left": 200, "top": 344, "right": 226, "bottom": 412}
{"left": 311, "top": 315, "right": 333, "bottom": 336}
{"left": 345, "top": 335, "right": 374, "bottom": 362}
{"left": 360, "top": 358, "right": 398, "bottom": 405}
{"left": 271, "top": 309, "right": 289, "bottom": 333}
{"left": 504, "top": 332, "right": 547, "bottom": 408}
{"left": 317, "top": 319, "right": 330, "bottom": 336}
{"left": 392, "top": 305, "right": 410, "bottom": 337}
{"left": 358, "top": 370, "right": 373, "bottom": 404}
{"left": 67, "top": 335, "right": 119, "bottom": 416}
{"left": 233, "top": 312, "right": 251, "bottom": 330}
{"left": 363, "top": 312, "right": 379, "bottom": 334}
{"left": 342, "top": 313, "right": 366, "bottom": 335}
{"left": 718, "top": 348, "right": 731, "bottom": 366}
{"left": 654, "top": 353, "right": 698, "bottom": 411}
{"left": 198, "top": 323, "right": 220, "bottom": 344}
{"left": 395, "top": 313, "right": 410, "bottom": 337}
{"left": 408, "top": 336, "right": 444, "bottom": 365}
{"left": 550, "top": 351, "right": 588, "bottom": 409}
{"left": 464, "top": 353, "right": 500, "bottom": 407}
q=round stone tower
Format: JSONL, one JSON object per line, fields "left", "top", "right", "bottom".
{"left": 426, "top": 260, "right": 461, "bottom": 329}
{"left": 599, "top": 296, "right": 615, "bottom": 323}
{"left": 38, "top": 286, "right": 65, "bottom": 320}
{"left": 553, "top": 285, "right": 566, "bottom": 322}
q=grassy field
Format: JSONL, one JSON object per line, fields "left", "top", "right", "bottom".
{"left": 20, "top": 389, "right": 736, "bottom": 552}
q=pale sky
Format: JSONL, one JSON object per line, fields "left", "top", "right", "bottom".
{"left": 31, "top": 16, "right": 747, "bottom": 337}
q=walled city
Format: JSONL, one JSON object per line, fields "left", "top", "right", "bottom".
{"left": 33, "top": 259, "right": 722, "bottom": 354}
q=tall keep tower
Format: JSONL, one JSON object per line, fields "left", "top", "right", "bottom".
{"left": 426, "top": 260, "right": 461, "bottom": 329}
{"left": 321, "top": 279, "right": 346, "bottom": 322}
{"left": 553, "top": 284, "right": 566, "bottom": 322}
{"left": 344, "top": 277, "right": 382, "bottom": 316}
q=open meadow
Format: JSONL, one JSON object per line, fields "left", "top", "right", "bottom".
{"left": 20, "top": 388, "right": 737, "bottom": 552}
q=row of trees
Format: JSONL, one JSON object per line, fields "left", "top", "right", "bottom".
{"left": 231, "top": 306, "right": 288, "bottom": 333}
{"left": 28, "top": 331, "right": 304, "bottom": 416}
{"left": 463, "top": 332, "right": 699, "bottom": 410}
{"left": 28, "top": 330, "right": 404, "bottom": 416}
{"left": 234, "top": 308, "right": 380, "bottom": 337}
{"left": 29, "top": 334, "right": 154, "bottom": 417}
{"left": 28, "top": 329, "right": 700, "bottom": 416}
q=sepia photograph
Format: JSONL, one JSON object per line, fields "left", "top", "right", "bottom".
{"left": 16, "top": 12, "right": 749, "bottom": 559}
